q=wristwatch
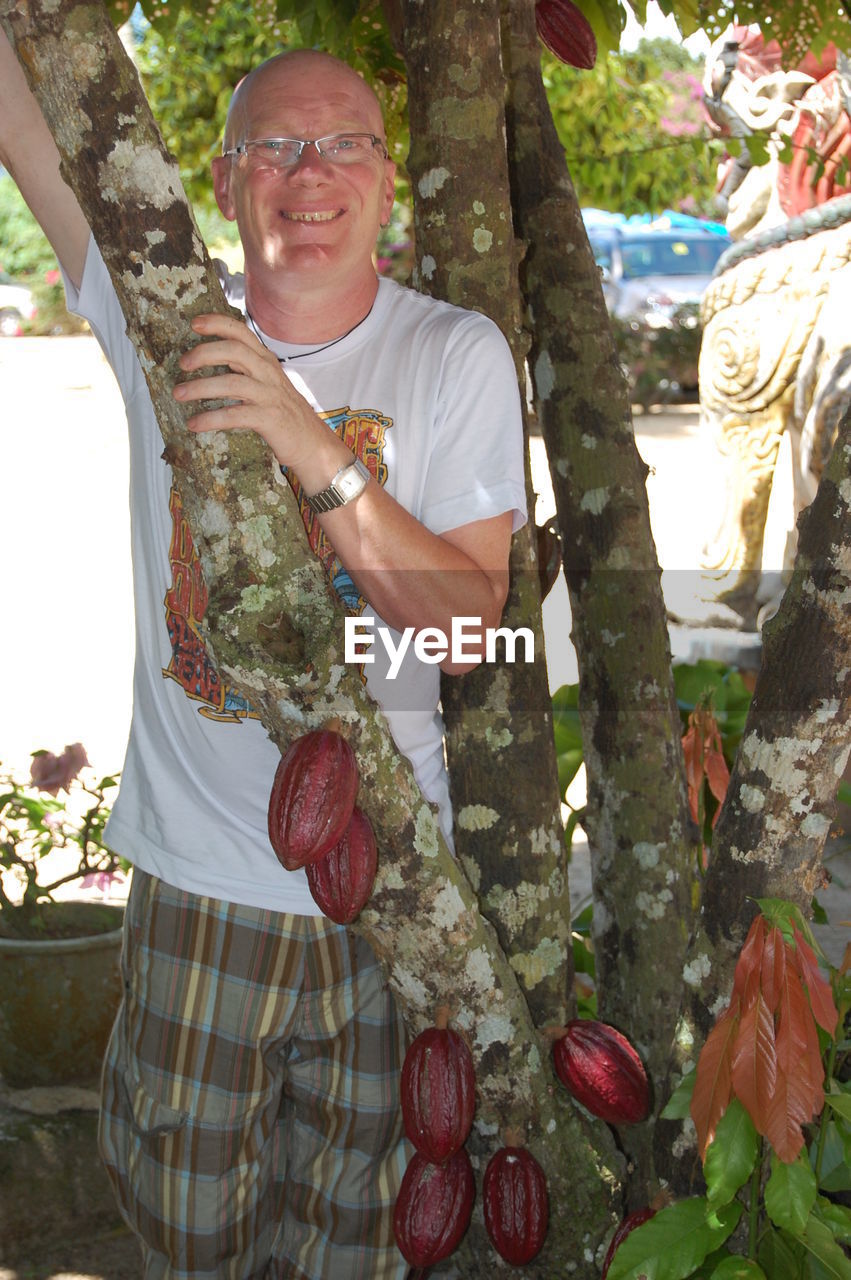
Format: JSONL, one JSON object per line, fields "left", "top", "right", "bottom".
{"left": 305, "top": 456, "right": 370, "bottom": 514}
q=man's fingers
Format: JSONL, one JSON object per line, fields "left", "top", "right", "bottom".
{"left": 173, "top": 372, "right": 255, "bottom": 404}
{"left": 178, "top": 337, "right": 269, "bottom": 378}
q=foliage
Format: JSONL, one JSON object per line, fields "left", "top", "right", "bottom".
{"left": 0, "top": 174, "right": 56, "bottom": 278}
{"left": 695, "top": 0, "right": 851, "bottom": 63}
{"left": 543, "top": 39, "right": 724, "bottom": 219}
{"left": 610, "top": 301, "right": 703, "bottom": 409}
{"left": 0, "top": 745, "right": 125, "bottom": 934}
{"left": 606, "top": 899, "right": 851, "bottom": 1278}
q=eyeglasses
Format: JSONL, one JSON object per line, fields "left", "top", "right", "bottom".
{"left": 223, "top": 133, "right": 389, "bottom": 168}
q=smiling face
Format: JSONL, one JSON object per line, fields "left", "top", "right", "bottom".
{"left": 212, "top": 52, "right": 396, "bottom": 309}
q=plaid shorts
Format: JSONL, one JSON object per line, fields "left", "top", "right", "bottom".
{"left": 99, "top": 869, "right": 412, "bottom": 1279}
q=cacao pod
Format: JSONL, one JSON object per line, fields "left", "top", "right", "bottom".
{"left": 400, "top": 1022, "right": 476, "bottom": 1163}
{"left": 483, "top": 1145, "right": 548, "bottom": 1265}
{"left": 552, "top": 1019, "right": 649, "bottom": 1125}
{"left": 393, "top": 1148, "right": 475, "bottom": 1268}
{"left": 267, "top": 729, "right": 358, "bottom": 871}
{"left": 601, "top": 1206, "right": 656, "bottom": 1278}
{"left": 534, "top": 0, "right": 597, "bottom": 69}
{"left": 305, "top": 806, "right": 377, "bottom": 923}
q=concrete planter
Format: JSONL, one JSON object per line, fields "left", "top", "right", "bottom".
{"left": 0, "top": 902, "right": 124, "bottom": 1088}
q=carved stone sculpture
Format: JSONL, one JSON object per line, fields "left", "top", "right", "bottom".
{"left": 694, "top": 27, "right": 851, "bottom": 627}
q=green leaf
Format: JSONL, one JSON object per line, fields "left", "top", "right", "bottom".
{"left": 605, "top": 1198, "right": 743, "bottom": 1280}
{"left": 744, "top": 134, "right": 770, "bottom": 166}
{"left": 709, "top": 1259, "right": 767, "bottom": 1278}
{"left": 814, "top": 1122, "right": 851, "bottom": 1193}
{"left": 765, "top": 1154, "right": 818, "bottom": 1237}
{"left": 825, "top": 1085, "right": 851, "bottom": 1125}
{"left": 662, "top": 1067, "right": 696, "bottom": 1120}
{"left": 758, "top": 1226, "right": 803, "bottom": 1279}
{"left": 798, "top": 1216, "right": 851, "bottom": 1279}
{"left": 814, "top": 1196, "right": 851, "bottom": 1246}
{"left": 704, "top": 1099, "right": 759, "bottom": 1209}
{"left": 552, "top": 684, "right": 584, "bottom": 797}
{"left": 754, "top": 898, "right": 822, "bottom": 956}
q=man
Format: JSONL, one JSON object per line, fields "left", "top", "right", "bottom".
{"left": 1, "top": 37, "right": 525, "bottom": 1278}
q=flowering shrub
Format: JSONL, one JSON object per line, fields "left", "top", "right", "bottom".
{"left": 0, "top": 744, "right": 125, "bottom": 934}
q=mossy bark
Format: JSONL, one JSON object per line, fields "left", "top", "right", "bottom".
{"left": 499, "top": 0, "right": 701, "bottom": 1194}
{"left": 401, "top": 0, "right": 574, "bottom": 1034}
{"left": 660, "top": 407, "right": 851, "bottom": 1191}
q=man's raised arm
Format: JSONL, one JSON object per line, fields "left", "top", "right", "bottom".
{"left": 0, "top": 28, "right": 90, "bottom": 289}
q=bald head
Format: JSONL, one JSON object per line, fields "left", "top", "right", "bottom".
{"left": 223, "top": 50, "right": 386, "bottom": 152}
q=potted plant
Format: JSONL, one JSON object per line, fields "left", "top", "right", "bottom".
{"left": 0, "top": 744, "right": 127, "bottom": 1088}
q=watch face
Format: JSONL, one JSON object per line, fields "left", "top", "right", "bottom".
{"left": 336, "top": 465, "right": 367, "bottom": 500}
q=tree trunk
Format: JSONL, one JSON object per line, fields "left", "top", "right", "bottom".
{"left": 4, "top": 0, "right": 621, "bottom": 1270}
{"left": 399, "top": 0, "right": 574, "bottom": 1033}
{"left": 500, "top": 0, "right": 701, "bottom": 1194}
{"left": 660, "top": 404, "right": 851, "bottom": 1190}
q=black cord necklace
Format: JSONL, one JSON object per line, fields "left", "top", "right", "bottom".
{"left": 246, "top": 300, "right": 376, "bottom": 364}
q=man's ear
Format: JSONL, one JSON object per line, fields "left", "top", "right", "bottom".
{"left": 380, "top": 160, "right": 397, "bottom": 228}
{"left": 212, "top": 156, "right": 237, "bottom": 222}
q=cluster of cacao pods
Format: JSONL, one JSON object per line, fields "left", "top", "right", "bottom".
{"left": 552, "top": 1018, "right": 650, "bottom": 1125}
{"left": 267, "top": 728, "right": 377, "bottom": 923}
{"left": 394, "top": 1013, "right": 477, "bottom": 1267}
{"left": 535, "top": 0, "right": 597, "bottom": 69}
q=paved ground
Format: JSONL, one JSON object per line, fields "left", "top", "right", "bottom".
{"left": 0, "top": 336, "right": 848, "bottom": 1280}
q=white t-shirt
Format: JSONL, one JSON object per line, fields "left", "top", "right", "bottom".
{"left": 65, "top": 238, "right": 526, "bottom": 913}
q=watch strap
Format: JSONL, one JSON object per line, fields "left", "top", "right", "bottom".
{"left": 306, "top": 456, "right": 370, "bottom": 514}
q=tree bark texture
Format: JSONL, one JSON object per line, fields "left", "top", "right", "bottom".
{"left": 5, "top": 0, "right": 621, "bottom": 1271}
{"left": 397, "top": 4, "right": 626, "bottom": 1271}
{"left": 660, "top": 405, "right": 851, "bottom": 1190}
{"left": 400, "top": 0, "right": 575, "bottom": 1033}
{"left": 500, "top": 0, "right": 702, "bottom": 1168}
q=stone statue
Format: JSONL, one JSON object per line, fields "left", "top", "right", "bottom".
{"left": 694, "top": 26, "right": 851, "bottom": 627}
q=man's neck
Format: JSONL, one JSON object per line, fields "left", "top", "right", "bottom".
{"left": 244, "top": 267, "right": 380, "bottom": 344}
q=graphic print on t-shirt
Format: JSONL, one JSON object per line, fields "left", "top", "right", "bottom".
{"left": 162, "top": 407, "right": 391, "bottom": 722}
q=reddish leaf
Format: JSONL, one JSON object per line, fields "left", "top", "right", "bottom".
{"left": 682, "top": 724, "right": 704, "bottom": 825}
{"left": 731, "top": 991, "right": 777, "bottom": 1136}
{"left": 704, "top": 740, "right": 730, "bottom": 819}
{"left": 775, "top": 958, "right": 815, "bottom": 1073}
{"left": 681, "top": 710, "right": 731, "bottom": 829}
{"left": 763, "top": 1059, "right": 818, "bottom": 1163}
{"left": 691, "top": 1001, "right": 740, "bottom": 1157}
{"left": 792, "top": 926, "right": 839, "bottom": 1036}
{"left": 760, "top": 926, "right": 787, "bottom": 1014}
{"left": 765, "top": 960, "right": 826, "bottom": 1162}
{"left": 732, "top": 916, "right": 766, "bottom": 1008}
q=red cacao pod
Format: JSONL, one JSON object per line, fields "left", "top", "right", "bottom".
{"left": 552, "top": 1019, "right": 649, "bottom": 1125}
{"left": 305, "top": 806, "right": 377, "bottom": 923}
{"left": 267, "top": 729, "right": 358, "bottom": 871}
{"left": 535, "top": 0, "right": 597, "bottom": 69}
{"left": 393, "top": 1149, "right": 475, "bottom": 1268}
{"left": 601, "top": 1206, "right": 656, "bottom": 1278}
{"left": 483, "top": 1145, "right": 548, "bottom": 1265}
{"left": 400, "top": 1023, "right": 476, "bottom": 1163}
